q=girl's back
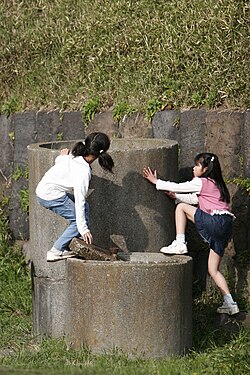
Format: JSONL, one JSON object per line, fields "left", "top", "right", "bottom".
{"left": 198, "top": 178, "right": 230, "bottom": 214}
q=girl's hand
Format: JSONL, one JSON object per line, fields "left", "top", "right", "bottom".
{"left": 60, "top": 148, "right": 69, "bottom": 155}
{"left": 143, "top": 167, "right": 157, "bottom": 185}
{"left": 83, "top": 231, "right": 93, "bottom": 244}
{"left": 165, "top": 191, "right": 176, "bottom": 199}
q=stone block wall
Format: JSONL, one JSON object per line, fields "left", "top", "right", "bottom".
{"left": 0, "top": 109, "right": 249, "bottom": 236}
{"left": 0, "top": 108, "right": 249, "bottom": 297}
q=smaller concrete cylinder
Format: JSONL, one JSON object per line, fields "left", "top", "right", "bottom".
{"left": 65, "top": 254, "right": 193, "bottom": 358}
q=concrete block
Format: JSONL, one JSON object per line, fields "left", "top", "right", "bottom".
{"left": 13, "top": 111, "right": 37, "bottom": 167}
{"left": 179, "top": 109, "right": 206, "bottom": 168}
{"left": 8, "top": 111, "right": 37, "bottom": 238}
{"left": 243, "top": 110, "right": 250, "bottom": 177}
{"left": 65, "top": 254, "right": 193, "bottom": 358}
{"left": 87, "top": 110, "right": 119, "bottom": 139}
{"left": 8, "top": 177, "right": 29, "bottom": 239}
{"left": 152, "top": 109, "right": 180, "bottom": 142}
{"left": 0, "top": 114, "right": 14, "bottom": 178}
{"left": 60, "top": 111, "right": 85, "bottom": 140}
{"left": 36, "top": 110, "right": 62, "bottom": 142}
{"left": 118, "top": 112, "right": 152, "bottom": 138}
{"left": 215, "top": 312, "right": 250, "bottom": 333}
{"left": 205, "top": 110, "right": 245, "bottom": 179}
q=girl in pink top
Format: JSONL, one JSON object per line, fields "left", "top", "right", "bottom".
{"left": 143, "top": 152, "right": 239, "bottom": 315}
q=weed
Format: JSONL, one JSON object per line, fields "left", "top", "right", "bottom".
{"left": 12, "top": 166, "right": 24, "bottom": 182}
{"left": 113, "top": 102, "right": 135, "bottom": 122}
{"left": 173, "top": 116, "right": 180, "bottom": 129}
{"left": 0, "top": 198, "right": 32, "bottom": 352}
{"left": 191, "top": 91, "right": 205, "bottom": 108}
{"left": 204, "top": 89, "right": 220, "bottom": 108}
{"left": 161, "top": 78, "right": 181, "bottom": 108}
{"left": 23, "top": 166, "right": 29, "bottom": 180}
{"left": 1, "top": 96, "right": 21, "bottom": 116}
{"left": 57, "top": 132, "right": 63, "bottom": 141}
{"left": 230, "top": 177, "right": 250, "bottom": 194}
{"left": 236, "top": 250, "right": 250, "bottom": 268}
{"left": 0, "top": 201, "right": 11, "bottom": 247}
{"left": 19, "top": 189, "right": 29, "bottom": 214}
{"left": 146, "top": 98, "right": 164, "bottom": 121}
{"left": 82, "top": 97, "right": 100, "bottom": 125}
{"left": 9, "top": 131, "right": 15, "bottom": 142}
{"left": 12, "top": 165, "right": 29, "bottom": 182}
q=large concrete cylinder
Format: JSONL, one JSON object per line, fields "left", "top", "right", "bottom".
{"left": 28, "top": 139, "right": 180, "bottom": 338}
{"left": 65, "top": 253, "right": 192, "bottom": 358}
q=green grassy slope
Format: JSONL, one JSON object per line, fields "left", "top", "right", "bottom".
{"left": 0, "top": 0, "right": 249, "bottom": 114}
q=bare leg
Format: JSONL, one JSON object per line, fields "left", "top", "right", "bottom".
{"left": 175, "top": 203, "right": 197, "bottom": 233}
{"left": 208, "top": 249, "right": 230, "bottom": 296}
{"left": 160, "top": 203, "right": 197, "bottom": 254}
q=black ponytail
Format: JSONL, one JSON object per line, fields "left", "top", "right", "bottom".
{"left": 71, "top": 142, "right": 89, "bottom": 157}
{"left": 98, "top": 152, "right": 114, "bottom": 172}
{"left": 194, "top": 152, "right": 230, "bottom": 203}
{"left": 72, "top": 133, "right": 114, "bottom": 172}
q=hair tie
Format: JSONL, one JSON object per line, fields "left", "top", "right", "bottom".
{"left": 211, "top": 156, "right": 214, "bottom": 162}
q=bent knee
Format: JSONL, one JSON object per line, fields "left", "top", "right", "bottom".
{"left": 208, "top": 266, "right": 218, "bottom": 279}
{"left": 176, "top": 202, "right": 188, "bottom": 211}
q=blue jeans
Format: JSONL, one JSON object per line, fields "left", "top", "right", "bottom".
{"left": 37, "top": 193, "right": 90, "bottom": 251}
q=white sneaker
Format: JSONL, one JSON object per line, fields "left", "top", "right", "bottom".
{"left": 217, "top": 302, "right": 239, "bottom": 315}
{"left": 160, "top": 240, "right": 188, "bottom": 255}
{"left": 47, "top": 247, "right": 76, "bottom": 262}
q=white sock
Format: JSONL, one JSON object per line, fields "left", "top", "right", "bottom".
{"left": 224, "top": 294, "right": 235, "bottom": 305}
{"left": 176, "top": 234, "right": 185, "bottom": 244}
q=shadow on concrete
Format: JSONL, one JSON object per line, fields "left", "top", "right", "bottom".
{"left": 88, "top": 170, "right": 172, "bottom": 252}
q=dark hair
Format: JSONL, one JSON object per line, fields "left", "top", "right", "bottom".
{"left": 194, "top": 152, "right": 230, "bottom": 203}
{"left": 71, "top": 132, "right": 114, "bottom": 172}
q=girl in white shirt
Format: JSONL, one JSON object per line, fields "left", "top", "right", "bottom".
{"left": 143, "top": 153, "right": 239, "bottom": 315}
{"left": 36, "top": 132, "right": 114, "bottom": 262}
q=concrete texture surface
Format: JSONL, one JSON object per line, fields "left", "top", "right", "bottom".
{"left": 205, "top": 110, "right": 245, "bottom": 179}
{"left": 65, "top": 254, "right": 193, "bottom": 358}
{"left": 243, "top": 110, "right": 250, "bottom": 177}
{"left": 179, "top": 109, "right": 206, "bottom": 169}
{"left": 88, "top": 138, "right": 178, "bottom": 252}
{"left": 28, "top": 138, "right": 179, "bottom": 338}
{"left": 32, "top": 274, "right": 66, "bottom": 338}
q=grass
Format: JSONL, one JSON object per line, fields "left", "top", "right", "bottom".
{"left": 0, "top": 0, "right": 249, "bottom": 115}
{"left": 0, "top": 200, "right": 249, "bottom": 374}
{"left": 0, "top": 2, "right": 249, "bottom": 370}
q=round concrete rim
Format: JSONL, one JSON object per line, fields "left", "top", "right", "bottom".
{"left": 27, "top": 138, "right": 178, "bottom": 152}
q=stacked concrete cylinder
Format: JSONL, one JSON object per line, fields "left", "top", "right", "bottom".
{"left": 66, "top": 253, "right": 192, "bottom": 358}
{"left": 28, "top": 141, "right": 74, "bottom": 337}
{"left": 28, "top": 138, "right": 193, "bottom": 356}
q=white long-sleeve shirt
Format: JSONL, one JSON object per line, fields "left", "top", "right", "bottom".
{"left": 156, "top": 177, "right": 201, "bottom": 205}
{"left": 36, "top": 154, "right": 91, "bottom": 235}
{"left": 156, "top": 177, "right": 232, "bottom": 216}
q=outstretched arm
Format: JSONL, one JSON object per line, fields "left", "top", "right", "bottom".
{"left": 143, "top": 167, "right": 157, "bottom": 185}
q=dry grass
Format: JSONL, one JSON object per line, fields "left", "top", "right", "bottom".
{"left": 0, "top": 0, "right": 249, "bottom": 114}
